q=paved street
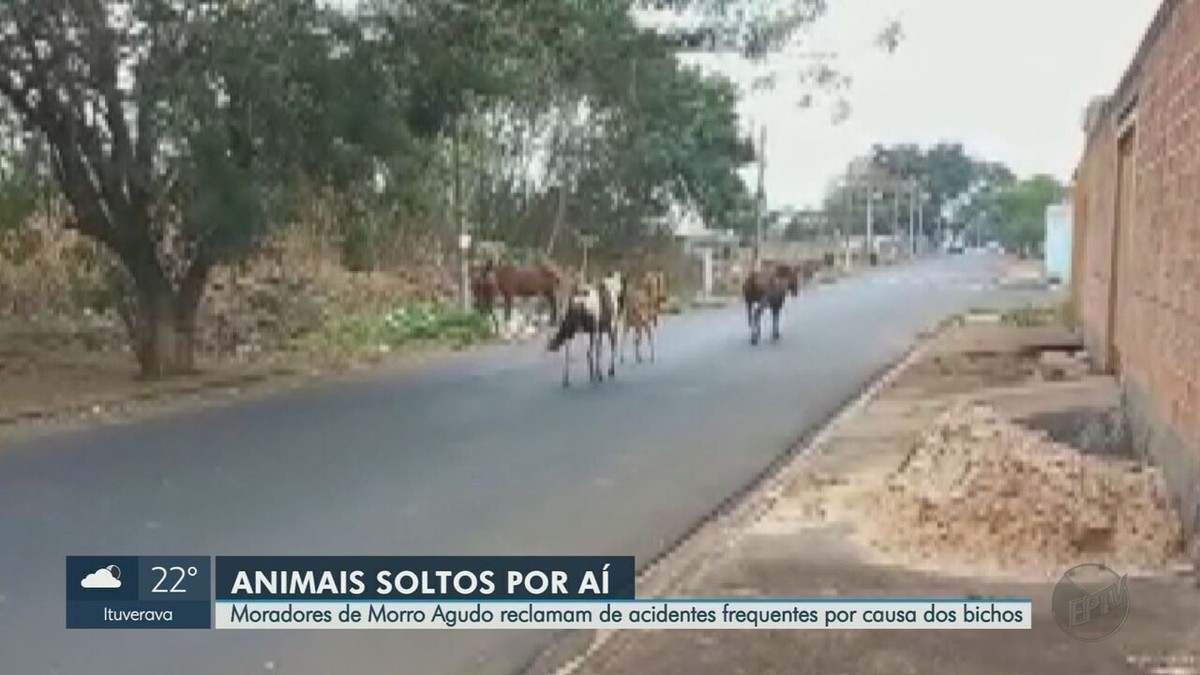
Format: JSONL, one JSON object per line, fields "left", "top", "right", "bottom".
{"left": 0, "top": 254, "right": 1033, "bottom": 675}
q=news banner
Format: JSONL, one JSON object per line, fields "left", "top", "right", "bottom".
{"left": 65, "top": 556, "right": 1031, "bottom": 630}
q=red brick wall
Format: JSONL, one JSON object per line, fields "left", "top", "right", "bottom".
{"left": 1074, "top": 0, "right": 1200, "bottom": 537}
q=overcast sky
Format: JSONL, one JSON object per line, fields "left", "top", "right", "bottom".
{"left": 680, "top": 0, "right": 1161, "bottom": 209}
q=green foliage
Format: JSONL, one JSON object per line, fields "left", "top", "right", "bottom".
{"left": 992, "top": 175, "right": 1067, "bottom": 254}
{"left": 1, "top": 0, "right": 888, "bottom": 372}
{"left": 823, "top": 143, "right": 1062, "bottom": 249}
{"left": 303, "top": 304, "right": 494, "bottom": 356}
{"left": 0, "top": 166, "right": 39, "bottom": 235}
{"left": 999, "top": 304, "right": 1059, "bottom": 327}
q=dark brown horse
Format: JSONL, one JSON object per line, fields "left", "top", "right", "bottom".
{"left": 742, "top": 263, "right": 801, "bottom": 345}
{"left": 472, "top": 260, "right": 564, "bottom": 326}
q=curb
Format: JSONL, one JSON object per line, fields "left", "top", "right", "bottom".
{"left": 0, "top": 366, "right": 301, "bottom": 428}
{"left": 518, "top": 324, "right": 939, "bottom": 675}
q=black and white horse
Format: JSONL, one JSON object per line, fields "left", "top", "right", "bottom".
{"left": 547, "top": 273, "right": 621, "bottom": 387}
{"left": 742, "top": 264, "right": 800, "bottom": 345}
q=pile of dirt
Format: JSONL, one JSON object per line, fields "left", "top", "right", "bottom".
{"left": 859, "top": 401, "right": 1185, "bottom": 574}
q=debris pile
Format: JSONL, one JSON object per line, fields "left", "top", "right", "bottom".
{"left": 862, "top": 401, "right": 1184, "bottom": 573}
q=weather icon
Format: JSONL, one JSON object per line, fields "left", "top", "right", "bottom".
{"left": 81, "top": 565, "right": 122, "bottom": 589}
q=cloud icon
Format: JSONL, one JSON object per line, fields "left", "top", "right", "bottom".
{"left": 81, "top": 565, "right": 122, "bottom": 589}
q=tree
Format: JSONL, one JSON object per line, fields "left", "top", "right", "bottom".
{"left": 992, "top": 174, "right": 1066, "bottom": 255}
{"left": 823, "top": 143, "right": 1020, "bottom": 242}
{"left": 0, "top": 0, "right": 406, "bottom": 376}
{"left": 414, "top": 0, "right": 755, "bottom": 249}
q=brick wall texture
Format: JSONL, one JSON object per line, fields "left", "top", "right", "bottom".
{"left": 1074, "top": 0, "right": 1200, "bottom": 536}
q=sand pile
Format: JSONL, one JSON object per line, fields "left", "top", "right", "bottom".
{"left": 861, "top": 401, "right": 1184, "bottom": 573}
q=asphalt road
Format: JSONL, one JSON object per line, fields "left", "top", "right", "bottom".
{"left": 1, "top": 254, "right": 1031, "bottom": 675}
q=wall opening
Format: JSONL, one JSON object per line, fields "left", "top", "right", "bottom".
{"left": 1108, "top": 122, "right": 1136, "bottom": 374}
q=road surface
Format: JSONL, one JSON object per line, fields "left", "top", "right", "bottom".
{"left": 0, "top": 255, "right": 1033, "bottom": 675}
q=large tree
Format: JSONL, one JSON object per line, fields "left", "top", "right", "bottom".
{"left": 0, "top": 0, "right": 408, "bottom": 376}
{"left": 823, "top": 143, "right": 1017, "bottom": 240}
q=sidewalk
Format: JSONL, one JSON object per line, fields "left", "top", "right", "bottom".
{"left": 553, "top": 321, "right": 1199, "bottom": 675}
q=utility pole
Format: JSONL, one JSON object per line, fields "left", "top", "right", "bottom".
{"left": 578, "top": 233, "right": 598, "bottom": 280}
{"left": 453, "top": 117, "right": 470, "bottom": 312}
{"left": 865, "top": 182, "right": 875, "bottom": 265}
{"left": 891, "top": 185, "right": 900, "bottom": 259}
{"left": 842, "top": 171, "right": 852, "bottom": 270}
{"left": 753, "top": 123, "right": 766, "bottom": 272}
{"left": 918, "top": 191, "right": 926, "bottom": 252}
{"left": 908, "top": 183, "right": 916, "bottom": 257}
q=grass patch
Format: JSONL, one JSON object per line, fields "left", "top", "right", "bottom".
{"left": 999, "top": 304, "right": 1059, "bottom": 327}
{"left": 297, "top": 303, "right": 493, "bottom": 357}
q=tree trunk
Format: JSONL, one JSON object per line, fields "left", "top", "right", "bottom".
{"left": 125, "top": 262, "right": 209, "bottom": 379}
{"left": 172, "top": 296, "right": 201, "bottom": 375}
{"left": 131, "top": 284, "right": 181, "bottom": 379}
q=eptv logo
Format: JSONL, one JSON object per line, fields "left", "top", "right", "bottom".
{"left": 1052, "top": 564, "right": 1129, "bottom": 641}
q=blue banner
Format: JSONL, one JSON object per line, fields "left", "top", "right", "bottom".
{"left": 215, "top": 556, "right": 635, "bottom": 600}
{"left": 66, "top": 556, "right": 212, "bottom": 629}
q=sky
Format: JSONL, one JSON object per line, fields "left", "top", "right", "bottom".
{"left": 677, "top": 0, "right": 1162, "bottom": 210}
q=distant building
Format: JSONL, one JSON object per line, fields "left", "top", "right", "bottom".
{"left": 660, "top": 201, "right": 737, "bottom": 252}
{"left": 1044, "top": 202, "right": 1072, "bottom": 284}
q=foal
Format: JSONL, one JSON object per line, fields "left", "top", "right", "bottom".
{"left": 620, "top": 272, "right": 660, "bottom": 364}
{"left": 546, "top": 274, "right": 619, "bottom": 387}
{"left": 742, "top": 264, "right": 800, "bottom": 345}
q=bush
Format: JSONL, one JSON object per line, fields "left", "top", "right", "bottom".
{"left": 300, "top": 303, "right": 494, "bottom": 357}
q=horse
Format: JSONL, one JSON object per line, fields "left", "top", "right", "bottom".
{"left": 470, "top": 264, "right": 502, "bottom": 334}
{"left": 643, "top": 270, "right": 668, "bottom": 328}
{"left": 471, "top": 260, "right": 564, "bottom": 327}
{"left": 742, "top": 263, "right": 801, "bottom": 345}
{"left": 546, "top": 272, "right": 620, "bottom": 387}
{"left": 620, "top": 272, "right": 662, "bottom": 364}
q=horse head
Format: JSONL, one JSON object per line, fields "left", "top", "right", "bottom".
{"left": 776, "top": 264, "right": 800, "bottom": 296}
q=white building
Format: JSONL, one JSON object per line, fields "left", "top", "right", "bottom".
{"left": 657, "top": 201, "right": 740, "bottom": 298}
{"left": 1044, "top": 202, "right": 1073, "bottom": 284}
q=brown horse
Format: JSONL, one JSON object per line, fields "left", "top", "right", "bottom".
{"left": 743, "top": 264, "right": 800, "bottom": 345}
{"left": 643, "top": 271, "right": 668, "bottom": 328}
{"left": 472, "top": 260, "right": 564, "bottom": 326}
{"left": 620, "top": 271, "right": 664, "bottom": 364}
